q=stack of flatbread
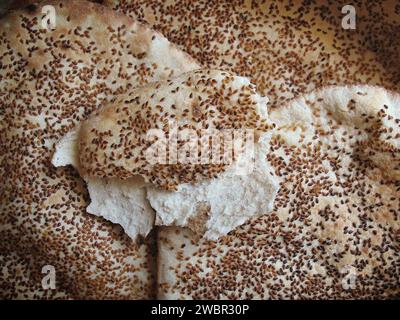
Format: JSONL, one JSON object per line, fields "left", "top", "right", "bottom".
{"left": 0, "top": 0, "right": 399, "bottom": 299}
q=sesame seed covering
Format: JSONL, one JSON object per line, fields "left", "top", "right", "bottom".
{"left": 77, "top": 69, "right": 272, "bottom": 190}
{"left": 1, "top": 0, "right": 399, "bottom": 299}
{"left": 110, "top": 0, "right": 400, "bottom": 107}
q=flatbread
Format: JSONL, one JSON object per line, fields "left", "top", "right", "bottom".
{"left": 0, "top": 0, "right": 199, "bottom": 299}
{"left": 157, "top": 86, "right": 400, "bottom": 299}
{"left": 107, "top": 0, "right": 400, "bottom": 106}
{"left": 52, "top": 69, "right": 279, "bottom": 240}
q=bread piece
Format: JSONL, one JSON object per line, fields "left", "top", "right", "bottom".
{"left": 147, "top": 132, "right": 279, "bottom": 240}
{"left": 53, "top": 69, "right": 278, "bottom": 240}
{"left": 52, "top": 128, "right": 156, "bottom": 238}
{"left": 76, "top": 69, "right": 271, "bottom": 190}
{"left": 157, "top": 85, "right": 400, "bottom": 299}
{"left": 0, "top": 0, "right": 199, "bottom": 299}
{"left": 85, "top": 176, "right": 154, "bottom": 239}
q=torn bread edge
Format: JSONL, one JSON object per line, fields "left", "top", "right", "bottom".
{"left": 51, "top": 75, "right": 280, "bottom": 241}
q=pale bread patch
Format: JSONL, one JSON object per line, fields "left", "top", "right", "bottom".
{"left": 147, "top": 133, "right": 279, "bottom": 240}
